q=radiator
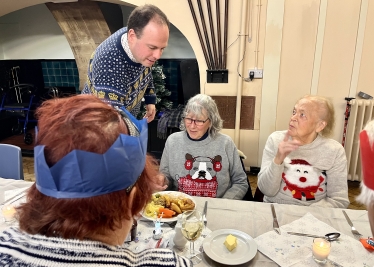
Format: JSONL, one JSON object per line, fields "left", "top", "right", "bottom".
{"left": 344, "top": 99, "right": 374, "bottom": 181}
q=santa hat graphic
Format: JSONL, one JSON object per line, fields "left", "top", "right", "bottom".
{"left": 284, "top": 158, "right": 311, "bottom": 167}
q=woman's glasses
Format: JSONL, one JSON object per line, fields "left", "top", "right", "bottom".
{"left": 183, "top": 117, "right": 210, "bottom": 126}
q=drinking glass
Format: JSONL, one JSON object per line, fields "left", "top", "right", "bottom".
{"left": 181, "top": 210, "right": 203, "bottom": 265}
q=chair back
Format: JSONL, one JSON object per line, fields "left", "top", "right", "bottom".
{"left": 239, "top": 155, "right": 254, "bottom": 201}
{"left": 0, "top": 144, "right": 24, "bottom": 180}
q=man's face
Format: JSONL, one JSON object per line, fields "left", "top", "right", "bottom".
{"left": 128, "top": 21, "right": 169, "bottom": 67}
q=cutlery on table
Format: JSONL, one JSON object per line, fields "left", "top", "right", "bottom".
{"left": 271, "top": 204, "right": 281, "bottom": 235}
{"left": 201, "top": 201, "right": 208, "bottom": 237}
{"left": 342, "top": 210, "right": 363, "bottom": 239}
{"left": 0, "top": 187, "right": 29, "bottom": 206}
{"left": 287, "top": 232, "right": 340, "bottom": 241}
{"left": 329, "top": 259, "right": 344, "bottom": 267}
{"left": 202, "top": 201, "right": 208, "bottom": 229}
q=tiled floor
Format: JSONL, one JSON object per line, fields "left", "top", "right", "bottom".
{"left": 22, "top": 157, "right": 366, "bottom": 210}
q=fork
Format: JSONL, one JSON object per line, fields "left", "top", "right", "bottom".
{"left": 342, "top": 210, "right": 363, "bottom": 239}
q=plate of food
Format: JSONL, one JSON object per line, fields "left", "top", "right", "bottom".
{"left": 142, "top": 191, "right": 196, "bottom": 222}
{"left": 202, "top": 229, "right": 257, "bottom": 265}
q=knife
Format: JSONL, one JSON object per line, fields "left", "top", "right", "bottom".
{"left": 271, "top": 204, "right": 281, "bottom": 235}
{"left": 342, "top": 210, "right": 354, "bottom": 227}
{"left": 0, "top": 187, "right": 29, "bottom": 206}
{"left": 202, "top": 201, "right": 208, "bottom": 229}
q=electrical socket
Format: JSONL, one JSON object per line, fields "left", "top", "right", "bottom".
{"left": 248, "top": 69, "right": 263, "bottom": 79}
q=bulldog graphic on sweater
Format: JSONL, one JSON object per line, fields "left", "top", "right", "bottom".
{"left": 282, "top": 158, "right": 326, "bottom": 201}
{"left": 177, "top": 153, "right": 221, "bottom": 197}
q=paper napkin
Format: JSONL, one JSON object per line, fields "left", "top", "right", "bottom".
{"left": 254, "top": 213, "right": 374, "bottom": 267}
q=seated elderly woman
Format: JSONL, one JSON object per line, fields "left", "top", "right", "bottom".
{"left": 357, "top": 119, "right": 374, "bottom": 239}
{"left": 160, "top": 94, "right": 248, "bottom": 199}
{"left": 257, "top": 95, "right": 349, "bottom": 208}
{"left": 0, "top": 95, "right": 191, "bottom": 266}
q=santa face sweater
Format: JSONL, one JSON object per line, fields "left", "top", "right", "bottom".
{"left": 159, "top": 131, "right": 248, "bottom": 199}
{"left": 81, "top": 27, "right": 156, "bottom": 116}
{"left": 0, "top": 227, "right": 191, "bottom": 267}
{"left": 258, "top": 131, "right": 349, "bottom": 208}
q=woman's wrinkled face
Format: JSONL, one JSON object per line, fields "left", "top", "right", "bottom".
{"left": 288, "top": 99, "right": 325, "bottom": 144}
{"left": 184, "top": 110, "right": 211, "bottom": 140}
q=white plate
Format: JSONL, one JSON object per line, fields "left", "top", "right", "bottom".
{"left": 141, "top": 191, "right": 196, "bottom": 223}
{"left": 202, "top": 229, "right": 258, "bottom": 265}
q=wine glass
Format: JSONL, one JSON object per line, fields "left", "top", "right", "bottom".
{"left": 181, "top": 210, "right": 204, "bottom": 265}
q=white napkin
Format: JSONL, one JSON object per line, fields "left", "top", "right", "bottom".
{"left": 254, "top": 213, "right": 374, "bottom": 267}
{"left": 4, "top": 188, "right": 28, "bottom": 202}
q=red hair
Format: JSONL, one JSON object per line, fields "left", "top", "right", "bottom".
{"left": 17, "top": 95, "right": 162, "bottom": 239}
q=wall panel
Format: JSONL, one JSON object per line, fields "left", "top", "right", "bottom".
{"left": 276, "top": 0, "right": 320, "bottom": 130}
{"left": 357, "top": 0, "right": 374, "bottom": 98}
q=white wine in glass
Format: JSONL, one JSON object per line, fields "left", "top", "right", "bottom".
{"left": 181, "top": 210, "right": 203, "bottom": 265}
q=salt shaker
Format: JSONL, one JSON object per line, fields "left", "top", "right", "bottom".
{"left": 173, "top": 214, "right": 187, "bottom": 249}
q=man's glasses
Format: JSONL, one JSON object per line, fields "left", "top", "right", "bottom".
{"left": 183, "top": 117, "right": 210, "bottom": 126}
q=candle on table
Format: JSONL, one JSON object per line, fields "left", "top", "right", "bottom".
{"left": 312, "top": 238, "right": 331, "bottom": 263}
{"left": 2, "top": 205, "right": 16, "bottom": 223}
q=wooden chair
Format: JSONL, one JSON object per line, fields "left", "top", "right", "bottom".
{"left": 253, "top": 186, "right": 264, "bottom": 202}
{"left": 0, "top": 144, "right": 24, "bottom": 180}
{"left": 239, "top": 155, "right": 254, "bottom": 201}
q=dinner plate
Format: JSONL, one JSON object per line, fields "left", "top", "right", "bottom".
{"left": 202, "top": 229, "right": 257, "bottom": 265}
{"left": 141, "top": 191, "right": 196, "bottom": 223}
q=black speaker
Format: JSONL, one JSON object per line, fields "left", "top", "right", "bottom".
{"left": 179, "top": 59, "right": 200, "bottom": 103}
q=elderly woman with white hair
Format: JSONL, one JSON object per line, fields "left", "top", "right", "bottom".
{"left": 258, "top": 95, "right": 349, "bottom": 208}
{"left": 159, "top": 94, "right": 248, "bottom": 199}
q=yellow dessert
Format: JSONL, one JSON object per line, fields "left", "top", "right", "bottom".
{"left": 224, "top": 234, "right": 237, "bottom": 251}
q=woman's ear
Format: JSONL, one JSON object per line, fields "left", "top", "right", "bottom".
{"left": 316, "top": 120, "right": 327, "bottom": 133}
{"left": 128, "top": 186, "right": 137, "bottom": 214}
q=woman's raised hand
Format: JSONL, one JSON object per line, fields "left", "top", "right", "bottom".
{"left": 274, "top": 131, "right": 300, "bottom": 165}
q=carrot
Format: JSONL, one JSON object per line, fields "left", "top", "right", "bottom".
{"left": 159, "top": 207, "right": 176, "bottom": 217}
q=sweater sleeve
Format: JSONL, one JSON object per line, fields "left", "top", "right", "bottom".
{"left": 257, "top": 132, "right": 285, "bottom": 196}
{"left": 159, "top": 137, "right": 177, "bottom": 191}
{"left": 143, "top": 73, "right": 156, "bottom": 105}
{"left": 310, "top": 146, "right": 349, "bottom": 208}
{"left": 221, "top": 141, "right": 249, "bottom": 200}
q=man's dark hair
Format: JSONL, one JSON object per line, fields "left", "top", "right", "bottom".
{"left": 127, "top": 4, "right": 170, "bottom": 38}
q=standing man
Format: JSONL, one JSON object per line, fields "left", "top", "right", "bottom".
{"left": 82, "top": 4, "right": 170, "bottom": 123}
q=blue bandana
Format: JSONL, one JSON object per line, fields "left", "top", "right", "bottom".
{"left": 34, "top": 108, "right": 148, "bottom": 199}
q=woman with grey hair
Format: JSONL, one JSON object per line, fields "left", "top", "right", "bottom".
{"left": 159, "top": 94, "right": 248, "bottom": 199}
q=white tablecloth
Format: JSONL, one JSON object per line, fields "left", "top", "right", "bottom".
{"left": 191, "top": 197, "right": 372, "bottom": 267}
{"left": 1, "top": 178, "right": 372, "bottom": 267}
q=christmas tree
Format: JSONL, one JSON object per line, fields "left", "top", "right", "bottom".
{"left": 137, "top": 61, "right": 173, "bottom": 119}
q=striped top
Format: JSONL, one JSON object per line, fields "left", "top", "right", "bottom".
{"left": 0, "top": 227, "right": 192, "bottom": 267}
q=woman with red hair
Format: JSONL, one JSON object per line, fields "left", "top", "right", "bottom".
{"left": 0, "top": 95, "right": 191, "bottom": 266}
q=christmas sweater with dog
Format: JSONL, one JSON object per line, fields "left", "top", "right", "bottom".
{"left": 159, "top": 131, "right": 248, "bottom": 199}
{"left": 258, "top": 130, "right": 349, "bottom": 208}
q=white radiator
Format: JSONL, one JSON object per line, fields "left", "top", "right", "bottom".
{"left": 345, "top": 99, "right": 374, "bottom": 181}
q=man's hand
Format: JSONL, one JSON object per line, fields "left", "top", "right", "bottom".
{"left": 144, "top": 104, "right": 156, "bottom": 123}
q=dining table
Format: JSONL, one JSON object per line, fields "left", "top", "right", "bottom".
{"left": 1, "top": 177, "right": 373, "bottom": 267}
